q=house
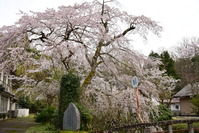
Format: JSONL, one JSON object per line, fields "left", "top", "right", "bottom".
{"left": 163, "top": 98, "right": 180, "bottom": 115}
{"left": 174, "top": 83, "right": 199, "bottom": 116}
{"left": 0, "top": 72, "right": 18, "bottom": 119}
{"left": 170, "top": 98, "right": 180, "bottom": 115}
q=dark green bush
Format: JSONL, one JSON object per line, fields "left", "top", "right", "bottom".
{"left": 191, "top": 94, "right": 199, "bottom": 115}
{"left": 58, "top": 73, "right": 81, "bottom": 129}
{"left": 30, "top": 99, "right": 46, "bottom": 113}
{"left": 3, "top": 114, "right": 6, "bottom": 119}
{"left": 35, "top": 106, "right": 58, "bottom": 124}
{"left": 75, "top": 103, "right": 93, "bottom": 131}
{"left": 18, "top": 95, "right": 32, "bottom": 108}
{"left": 156, "top": 104, "right": 172, "bottom": 121}
{"left": 57, "top": 73, "right": 93, "bottom": 131}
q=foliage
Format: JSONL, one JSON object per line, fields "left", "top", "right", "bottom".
{"left": 149, "top": 51, "right": 179, "bottom": 103}
{"left": 190, "top": 94, "right": 199, "bottom": 115}
{"left": 175, "top": 37, "right": 199, "bottom": 58}
{"left": 159, "top": 51, "right": 179, "bottom": 79}
{"left": 45, "top": 123, "right": 58, "bottom": 131}
{"left": 174, "top": 37, "right": 199, "bottom": 89}
{"left": 149, "top": 51, "right": 179, "bottom": 79}
{"left": 149, "top": 51, "right": 160, "bottom": 58}
{"left": 0, "top": 0, "right": 164, "bottom": 128}
{"left": 0, "top": 113, "right": 10, "bottom": 119}
{"left": 156, "top": 104, "right": 172, "bottom": 121}
{"left": 59, "top": 131, "right": 88, "bottom": 133}
{"left": 172, "top": 123, "right": 199, "bottom": 133}
{"left": 18, "top": 95, "right": 32, "bottom": 108}
{"left": 172, "top": 123, "right": 187, "bottom": 130}
{"left": 175, "top": 58, "right": 199, "bottom": 86}
{"left": 26, "top": 124, "right": 58, "bottom": 133}
{"left": 24, "top": 113, "right": 36, "bottom": 118}
{"left": 35, "top": 106, "right": 58, "bottom": 124}
{"left": 30, "top": 99, "right": 46, "bottom": 113}
{"left": 18, "top": 95, "right": 46, "bottom": 113}
{"left": 58, "top": 73, "right": 80, "bottom": 129}
{"left": 74, "top": 103, "right": 93, "bottom": 131}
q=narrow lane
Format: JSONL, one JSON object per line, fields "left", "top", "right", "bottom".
{"left": 0, "top": 118, "right": 37, "bottom": 133}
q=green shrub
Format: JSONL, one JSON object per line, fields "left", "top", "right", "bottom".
{"left": 75, "top": 103, "right": 93, "bottom": 131}
{"left": 172, "top": 123, "right": 187, "bottom": 133}
{"left": 18, "top": 94, "right": 32, "bottom": 108}
{"left": 58, "top": 73, "right": 81, "bottom": 129}
{"left": 156, "top": 104, "right": 172, "bottom": 121}
{"left": 26, "top": 124, "right": 58, "bottom": 133}
{"left": 45, "top": 123, "right": 57, "bottom": 131}
{"left": 2, "top": 114, "right": 6, "bottom": 119}
{"left": 35, "top": 106, "right": 58, "bottom": 124}
{"left": 191, "top": 94, "right": 199, "bottom": 115}
{"left": 59, "top": 131, "right": 88, "bottom": 133}
{"left": 30, "top": 99, "right": 46, "bottom": 113}
{"left": 173, "top": 123, "right": 188, "bottom": 130}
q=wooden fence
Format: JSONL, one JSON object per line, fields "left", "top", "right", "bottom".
{"left": 90, "top": 119, "right": 199, "bottom": 133}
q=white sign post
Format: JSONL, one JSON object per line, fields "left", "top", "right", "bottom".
{"left": 131, "top": 76, "right": 143, "bottom": 123}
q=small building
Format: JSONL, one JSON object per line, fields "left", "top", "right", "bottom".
{"left": 163, "top": 98, "right": 180, "bottom": 115}
{"left": 170, "top": 98, "right": 180, "bottom": 115}
{"left": 0, "top": 72, "right": 18, "bottom": 119}
{"left": 174, "top": 83, "right": 199, "bottom": 116}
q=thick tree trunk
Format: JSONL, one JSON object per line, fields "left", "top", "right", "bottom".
{"left": 81, "top": 42, "right": 103, "bottom": 88}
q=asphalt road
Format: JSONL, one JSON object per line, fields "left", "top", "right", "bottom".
{"left": 0, "top": 117, "right": 37, "bottom": 133}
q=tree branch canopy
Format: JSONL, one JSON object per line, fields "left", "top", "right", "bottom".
{"left": 0, "top": 0, "right": 162, "bottom": 89}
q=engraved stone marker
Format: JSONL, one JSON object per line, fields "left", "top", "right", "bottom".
{"left": 63, "top": 102, "right": 80, "bottom": 131}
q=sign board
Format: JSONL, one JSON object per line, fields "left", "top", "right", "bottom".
{"left": 132, "top": 76, "right": 138, "bottom": 88}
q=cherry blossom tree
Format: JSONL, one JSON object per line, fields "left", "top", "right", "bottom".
{"left": 175, "top": 37, "right": 199, "bottom": 58}
{"left": 174, "top": 37, "right": 199, "bottom": 88}
{"left": 0, "top": 0, "right": 162, "bottom": 82}
{"left": 0, "top": 0, "right": 170, "bottom": 128}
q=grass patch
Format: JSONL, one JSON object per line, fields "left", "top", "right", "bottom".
{"left": 25, "top": 113, "right": 36, "bottom": 118}
{"left": 18, "top": 113, "right": 36, "bottom": 118}
{"left": 193, "top": 123, "right": 199, "bottom": 127}
{"left": 173, "top": 116, "right": 199, "bottom": 120}
{"left": 27, "top": 124, "right": 89, "bottom": 133}
{"left": 173, "top": 123, "right": 188, "bottom": 130}
{"left": 59, "top": 131, "right": 88, "bottom": 133}
{"left": 173, "top": 123, "right": 199, "bottom": 128}
{"left": 26, "top": 124, "right": 58, "bottom": 133}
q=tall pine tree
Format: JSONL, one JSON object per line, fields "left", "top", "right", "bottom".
{"left": 149, "top": 51, "right": 179, "bottom": 79}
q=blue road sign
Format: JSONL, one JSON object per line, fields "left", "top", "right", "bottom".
{"left": 132, "top": 76, "right": 138, "bottom": 88}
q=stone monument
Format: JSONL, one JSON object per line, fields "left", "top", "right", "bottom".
{"left": 63, "top": 102, "right": 80, "bottom": 131}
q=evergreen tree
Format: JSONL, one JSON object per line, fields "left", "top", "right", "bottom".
{"left": 160, "top": 51, "right": 177, "bottom": 77}
{"left": 149, "top": 51, "right": 179, "bottom": 79}
{"left": 149, "top": 51, "right": 160, "bottom": 59}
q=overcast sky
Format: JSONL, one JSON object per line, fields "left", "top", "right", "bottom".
{"left": 0, "top": 0, "right": 199, "bottom": 55}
